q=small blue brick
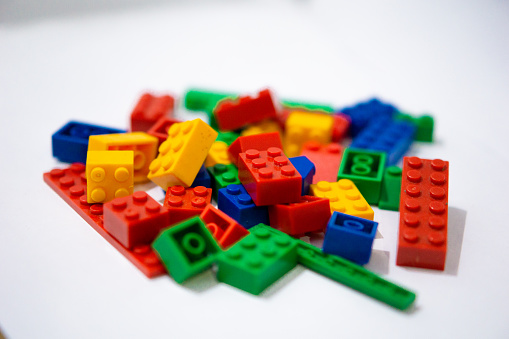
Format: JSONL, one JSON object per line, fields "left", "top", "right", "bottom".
{"left": 338, "top": 98, "right": 397, "bottom": 137}
{"left": 350, "top": 117, "right": 416, "bottom": 165}
{"left": 217, "top": 184, "right": 269, "bottom": 229}
{"left": 322, "top": 212, "right": 378, "bottom": 265}
{"left": 289, "top": 156, "right": 315, "bottom": 195}
{"left": 190, "top": 165, "right": 212, "bottom": 188}
{"left": 52, "top": 121, "right": 125, "bottom": 163}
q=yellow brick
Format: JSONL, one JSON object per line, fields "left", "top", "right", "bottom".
{"left": 310, "top": 179, "right": 374, "bottom": 220}
{"left": 240, "top": 119, "right": 282, "bottom": 137}
{"left": 88, "top": 132, "right": 158, "bottom": 183}
{"left": 284, "top": 111, "right": 334, "bottom": 157}
{"left": 148, "top": 119, "right": 218, "bottom": 189}
{"left": 86, "top": 150, "right": 134, "bottom": 203}
{"left": 205, "top": 141, "right": 231, "bottom": 167}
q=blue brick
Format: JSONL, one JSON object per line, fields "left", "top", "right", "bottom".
{"left": 52, "top": 121, "right": 125, "bottom": 163}
{"left": 322, "top": 212, "right": 378, "bottom": 265}
{"left": 350, "top": 117, "right": 416, "bottom": 165}
{"left": 289, "top": 156, "right": 315, "bottom": 195}
{"left": 217, "top": 184, "right": 269, "bottom": 229}
{"left": 338, "top": 98, "right": 397, "bottom": 137}
{"left": 190, "top": 165, "right": 212, "bottom": 188}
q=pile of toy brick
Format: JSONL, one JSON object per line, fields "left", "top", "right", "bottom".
{"left": 45, "top": 88, "right": 448, "bottom": 311}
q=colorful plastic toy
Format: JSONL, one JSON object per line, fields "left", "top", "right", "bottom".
{"left": 200, "top": 205, "right": 249, "bottom": 249}
{"left": 238, "top": 148, "right": 302, "bottom": 206}
{"left": 190, "top": 165, "right": 212, "bottom": 188}
{"left": 147, "top": 116, "right": 181, "bottom": 146}
{"left": 322, "top": 212, "right": 378, "bottom": 265}
{"left": 378, "top": 166, "right": 402, "bottom": 211}
{"left": 86, "top": 150, "right": 134, "bottom": 204}
{"left": 337, "top": 148, "right": 386, "bottom": 204}
{"left": 396, "top": 157, "right": 449, "bottom": 270}
{"left": 268, "top": 195, "right": 331, "bottom": 236}
{"left": 207, "top": 163, "right": 240, "bottom": 201}
{"left": 300, "top": 141, "right": 342, "bottom": 184}
{"left": 331, "top": 114, "right": 351, "bottom": 142}
{"left": 103, "top": 191, "right": 170, "bottom": 249}
{"left": 163, "top": 185, "right": 212, "bottom": 226}
{"left": 216, "top": 224, "right": 298, "bottom": 295}
{"left": 148, "top": 119, "right": 217, "bottom": 189}
{"left": 227, "top": 132, "right": 283, "bottom": 166}
{"left": 240, "top": 119, "right": 282, "bottom": 137}
{"left": 338, "top": 98, "right": 397, "bottom": 137}
{"left": 88, "top": 132, "right": 158, "bottom": 183}
{"left": 288, "top": 155, "right": 315, "bottom": 195}
{"left": 217, "top": 184, "right": 269, "bottom": 229}
{"left": 44, "top": 163, "right": 166, "bottom": 278}
{"left": 152, "top": 216, "right": 221, "bottom": 283}
{"left": 310, "top": 179, "right": 374, "bottom": 220}
{"left": 205, "top": 141, "right": 231, "bottom": 167}
{"left": 395, "top": 112, "right": 434, "bottom": 142}
{"left": 52, "top": 121, "right": 125, "bottom": 164}
{"left": 130, "top": 93, "right": 174, "bottom": 132}
{"left": 284, "top": 110, "right": 334, "bottom": 157}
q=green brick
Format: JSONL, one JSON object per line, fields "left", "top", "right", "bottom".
{"left": 216, "top": 224, "right": 298, "bottom": 295}
{"left": 152, "top": 216, "right": 221, "bottom": 283}
{"left": 216, "top": 130, "right": 240, "bottom": 145}
{"left": 337, "top": 148, "right": 386, "bottom": 204}
{"left": 281, "top": 100, "right": 334, "bottom": 113}
{"left": 296, "top": 241, "right": 416, "bottom": 310}
{"left": 395, "top": 112, "right": 434, "bottom": 143}
{"left": 184, "top": 89, "right": 236, "bottom": 112}
{"left": 207, "top": 163, "right": 240, "bottom": 201}
{"left": 379, "top": 166, "right": 402, "bottom": 211}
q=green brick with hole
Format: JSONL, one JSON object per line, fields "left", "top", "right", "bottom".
{"left": 216, "top": 224, "right": 298, "bottom": 295}
{"left": 337, "top": 148, "right": 386, "bottom": 204}
{"left": 152, "top": 216, "right": 221, "bottom": 283}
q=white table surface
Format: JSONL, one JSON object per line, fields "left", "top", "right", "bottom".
{"left": 1, "top": 0, "right": 509, "bottom": 338}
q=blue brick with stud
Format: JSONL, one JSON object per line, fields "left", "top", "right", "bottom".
{"left": 338, "top": 98, "right": 397, "bottom": 137}
{"left": 217, "top": 184, "right": 269, "bottom": 229}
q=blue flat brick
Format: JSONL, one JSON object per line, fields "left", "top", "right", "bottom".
{"left": 338, "top": 98, "right": 397, "bottom": 137}
{"left": 217, "top": 184, "right": 269, "bottom": 229}
{"left": 52, "top": 121, "right": 125, "bottom": 163}
{"left": 289, "top": 156, "right": 315, "bottom": 195}
{"left": 350, "top": 117, "right": 416, "bottom": 166}
{"left": 322, "top": 212, "right": 378, "bottom": 265}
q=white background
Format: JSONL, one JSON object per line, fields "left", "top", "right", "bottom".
{"left": 1, "top": 0, "right": 509, "bottom": 338}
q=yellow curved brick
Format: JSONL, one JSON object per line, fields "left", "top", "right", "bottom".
{"left": 205, "top": 141, "right": 231, "bottom": 167}
{"left": 86, "top": 150, "right": 134, "bottom": 203}
{"left": 88, "top": 132, "right": 158, "bottom": 183}
{"left": 310, "top": 179, "right": 374, "bottom": 220}
{"left": 148, "top": 119, "right": 218, "bottom": 189}
{"left": 284, "top": 111, "right": 334, "bottom": 157}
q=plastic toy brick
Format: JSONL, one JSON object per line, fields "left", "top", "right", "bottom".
{"left": 240, "top": 119, "right": 283, "bottom": 138}
{"left": 288, "top": 155, "right": 315, "bottom": 195}
{"left": 331, "top": 114, "right": 351, "bottom": 142}
{"left": 300, "top": 141, "right": 342, "bottom": 184}
{"left": 86, "top": 151, "right": 134, "bottom": 204}
{"left": 295, "top": 240, "right": 416, "bottom": 310}
{"left": 337, "top": 148, "right": 386, "bottom": 204}
{"left": 227, "top": 132, "right": 283, "bottom": 166}
{"left": 200, "top": 205, "right": 249, "bottom": 249}
{"left": 184, "top": 88, "right": 236, "bottom": 112}
{"left": 396, "top": 157, "right": 449, "bottom": 270}
{"left": 338, "top": 98, "right": 397, "bottom": 137}
{"left": 216, "top": 130, "right": 240, "bottom": 145}
{"left": 217, "top": 184, "right": 269, "bottom": 229}
{"left": 395, "top": 112, "right": 434, "bottom": 142}
{"left": 190, "top": 165, "right": 212, "bottom": 188}
{"left": 103, "top": 191, "right": 170, "bottom": 249}
{"left": 43, "top": 163, "right": 166, "bottom": 278}
{"left": 216, "top": 224, "right": 298, "bottom": 295}
{"left": 379, "top": 166, "right": 402, "bottom": 211}
{"left": 207, "top": 163, "right": 240, "bottom": 201}
{"left": 130, "top": 93, "right": 174, "bottom": 132}
{"left": 88, "top": 132, "right": 158, "bottom": 183}
{"left": 350, "top": 117, "right": 416, "bottom": 166}
{"left": 322, "top": 212, "right": 378, "bottom": 265}
{"left": 284, "top": 110, "right": 334, "bottom": 157}
{"left": 147, "top": 116, "right": 181, "bottom": 146}
{"left": 52, "top": 121, "right": 125, "bottom": 164}
{"left": 268, "top": 195, "right": 331, "bottom": 236}
{"left": 163, "top": 185, "right": 212, "bottom": 226}
{"left": 213, "top": 89, "right": 278, "bottom": 131}
{"left": 310, "top": 179, "right": 374, "bottom": 220}
{"left": 152, "top": 216, "right": 221, "bottom": 283}
{"left": 238, "top": 148, "right": 302, "bottom": 206}
{"left": 281, "top": 100, "right": 334, "bottom": 113}
{"left": 148, "top": 119, "right": 218, "bottom": 189}
{"left": 205, "top": 141, "right": 231, "bottom": 168}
